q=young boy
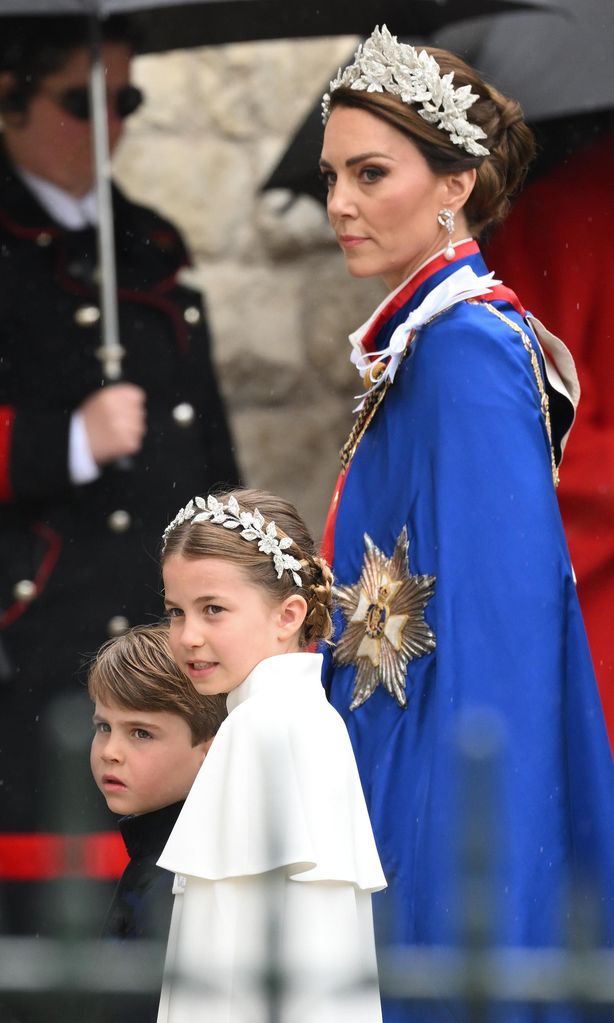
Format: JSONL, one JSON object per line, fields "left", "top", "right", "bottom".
{"left": 89, "top": 623, "right": 226, "bottom": 1020}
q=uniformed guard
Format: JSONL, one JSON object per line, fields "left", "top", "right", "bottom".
{"left": 0, "top": 15, "right": 239, "bottom": 938}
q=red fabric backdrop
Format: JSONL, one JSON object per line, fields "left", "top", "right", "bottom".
{"left": 487, "top": 132, "right": 614, "bottom": 751}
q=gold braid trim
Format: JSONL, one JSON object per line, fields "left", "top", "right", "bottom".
{"left": 474, "top": 301, "right": 559, "bottom": 488}
{"left": 340, "top": 374, "right": 395, "bottom": 469}
{"left": 340, "top": 303, "right": 468, "bottom": 469}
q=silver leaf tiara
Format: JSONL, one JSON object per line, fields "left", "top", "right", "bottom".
{"left": 321, "top": 25, "right": 489, "bottom": 158}
{"left": 162, "top": 495, "right": 304, "bottom": 586}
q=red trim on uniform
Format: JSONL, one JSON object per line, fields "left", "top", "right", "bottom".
{"left": 0, "top": 522, "right": 62, "bottom": 630}
{"left": 0, "top": 832, "right": 128, "bottom": 880}
{"left": 0, "top": 203, "right": 198, "bottom": 359}
{"left": 0, "top": 406, "right": 15, "bottom": 502}
{"left": 118, "top": 288, "right": 190, "bottom": 355}
{"left": 149, "top": 260, "right": 189, "bottom": 295}
{"left": 321, "top": 468, "right": 346, "bottom": 567}
{"left": 53, "top": 243, "right": 191, "bottom": 357}
{"left": 478, "top": 283, "right": 526, "bottom": 318}
{"left": 0, "top": 207, "right": 60, "bottom": 241}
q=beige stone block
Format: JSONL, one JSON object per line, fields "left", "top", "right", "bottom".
{"left": 113, "top": 134, "right": 254, "bottom": 259}
{"left": 182, "top": 259, "right": 307, "bottom": 376}
{"left": 256, "top": 192, "right": 333, "bottom": 258}
{"left": 191, "top": 38, "right": 357, "bottom": 138}
{"left": 247, "top": 38, "right": 358, "bottom": 134}
{"left": 128, "top": 51, "right": 212, "bottom": 133}
{"left": 231, "top": 400, "right": 353, "bottom": 540}
{"left": 302, "top": 253, "right": 385, "bottom": 394}
{"left": 191, "top": 47, "right": 263, "bottom": 140}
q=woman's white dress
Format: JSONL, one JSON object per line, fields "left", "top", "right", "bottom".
{"left": 156, "top": 652, "right": 386, "bottom": 1023}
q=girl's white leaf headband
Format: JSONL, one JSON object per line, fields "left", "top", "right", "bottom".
{"left": 162, "top": 495, "right": 303, "bottom": 587}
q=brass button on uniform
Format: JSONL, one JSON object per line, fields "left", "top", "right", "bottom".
{"left": 172, "top": 402, "right": 195, "bottom": 427}
{"left": 74, "top": 305, "right": 101, "bottom": 327}
{"left": 183, "top": 306, "right": 201, "bottom": 325}
{"left": 107, "top": 615, "right": 130, "bottom": 638}
{"left": 107, "top": 509, "right": 131, "bottom": 533}
{"left": 36, "top": 231, "right": 53, "bottom": 248}
{"left": 13, "top": 579, "right": 37, "bottom": 603}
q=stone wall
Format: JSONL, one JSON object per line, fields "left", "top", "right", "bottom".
{"left": 113, "top": 38, "right": 384, "bottom": 538}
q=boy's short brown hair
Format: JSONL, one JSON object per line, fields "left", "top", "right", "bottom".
{"left": 87, "top": 623, "right": 226, "bottom": 746}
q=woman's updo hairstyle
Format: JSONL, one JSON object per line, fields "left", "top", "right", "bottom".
{"left": 328, "top": 45, "right": 535, "bottom": 237}
{"left": 162, "top": 488, "right": 334, "bottom": 649}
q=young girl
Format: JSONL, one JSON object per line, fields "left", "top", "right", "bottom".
{"left": 157, "top": 489, "right": 386, "bottom": 1023}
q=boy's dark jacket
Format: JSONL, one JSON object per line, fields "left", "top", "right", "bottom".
{"left": 100, "top": 800, "right": 184, "bottom": 1022}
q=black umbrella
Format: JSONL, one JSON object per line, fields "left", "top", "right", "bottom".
{"left": 108, "top": 0, "right": 547, "bottom": 52}
{"left": 263, "top": 0, "right": 588, "bottom": 204}
{"left": 0, "top": 1, "right": 547, "bottom": 52}
{"left": 433, "top": 0, "right": 614, "bottom": 123}
{"left": 263, "top": 102, "right": 333, "bottom": 206}
{"left": 0, "top": 0, "right": 540, "bottom": 379}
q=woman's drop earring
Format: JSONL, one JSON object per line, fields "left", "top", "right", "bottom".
{"left": 437, "top": 208, "right": 456, "bottom": 260}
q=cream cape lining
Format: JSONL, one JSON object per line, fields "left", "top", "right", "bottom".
{"left": 157, "top": 653, "right": 386, "bottom": 892}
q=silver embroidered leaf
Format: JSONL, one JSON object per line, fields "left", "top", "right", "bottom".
{"left": 322, "top": 24, "right": 489, "bottom": 158}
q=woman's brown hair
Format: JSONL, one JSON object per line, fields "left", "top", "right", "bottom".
{"left": 328, "top": 45, "right": 535, "bottom": 237}
{"left": 161, "top": 489, "right": 334, "bottom": 649}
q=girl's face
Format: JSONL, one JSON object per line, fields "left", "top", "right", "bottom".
{"left": 320, "top": 105, "right": 463, "bottom": 289}
{"left": 163, "top": 555, "right": 302, "bottom": 696}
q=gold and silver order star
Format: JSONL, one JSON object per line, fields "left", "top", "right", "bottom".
{"left": 333, "top": 528, "right": 436, "bottom": 709}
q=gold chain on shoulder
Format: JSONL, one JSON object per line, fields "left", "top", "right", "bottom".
{"left": 474, "top": 301, "right": 559, "bottom": 488}
{"left": 340, "top": 374, "right": 394, "bottom": 469}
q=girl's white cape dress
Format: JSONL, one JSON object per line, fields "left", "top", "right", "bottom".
{"left": 156, "top": 652, "right": 386, "bottom": 1023}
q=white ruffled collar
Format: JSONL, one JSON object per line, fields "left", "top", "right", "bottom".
{"left": 350, "top": 260, "right": 500, "bottom": 411}
{"left": 348, "top": 237, "right": 475, "bottom": 351}
{"left": 158, "top": 649, "right": 385, "bottom": 888}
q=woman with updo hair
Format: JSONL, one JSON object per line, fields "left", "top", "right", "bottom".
{"left": 319, "top": 26, "right": 614, "bottom": 1020}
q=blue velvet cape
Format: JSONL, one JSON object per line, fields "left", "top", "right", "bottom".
{"left": 323, "top": 246, "right": 614, "bottom": 1023}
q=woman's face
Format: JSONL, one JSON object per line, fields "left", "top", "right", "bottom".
{"left": 321, "top": 105, "right": 459, "bottom": 290}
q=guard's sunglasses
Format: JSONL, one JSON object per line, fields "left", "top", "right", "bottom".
{"left": 48, "top": 84, "right": 144, "bottom": 121}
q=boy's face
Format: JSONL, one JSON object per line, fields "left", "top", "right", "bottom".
{"left": 90, "top": 699, "right": 210, "bottom": 816}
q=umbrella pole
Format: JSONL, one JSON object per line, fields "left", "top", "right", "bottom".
{"left": 88, "top": 15, "right": 125, "bottom": 384}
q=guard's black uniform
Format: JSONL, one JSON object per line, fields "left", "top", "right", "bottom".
{"left": 0, "top": 144, "right": 238, "bottom": 932}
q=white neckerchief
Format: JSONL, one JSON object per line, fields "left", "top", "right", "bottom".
{"left": 350, "top": 263, "right": 501, "bottom": 411}
{"left": 18, "top": 167, "right": 98, "bottom": 229}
